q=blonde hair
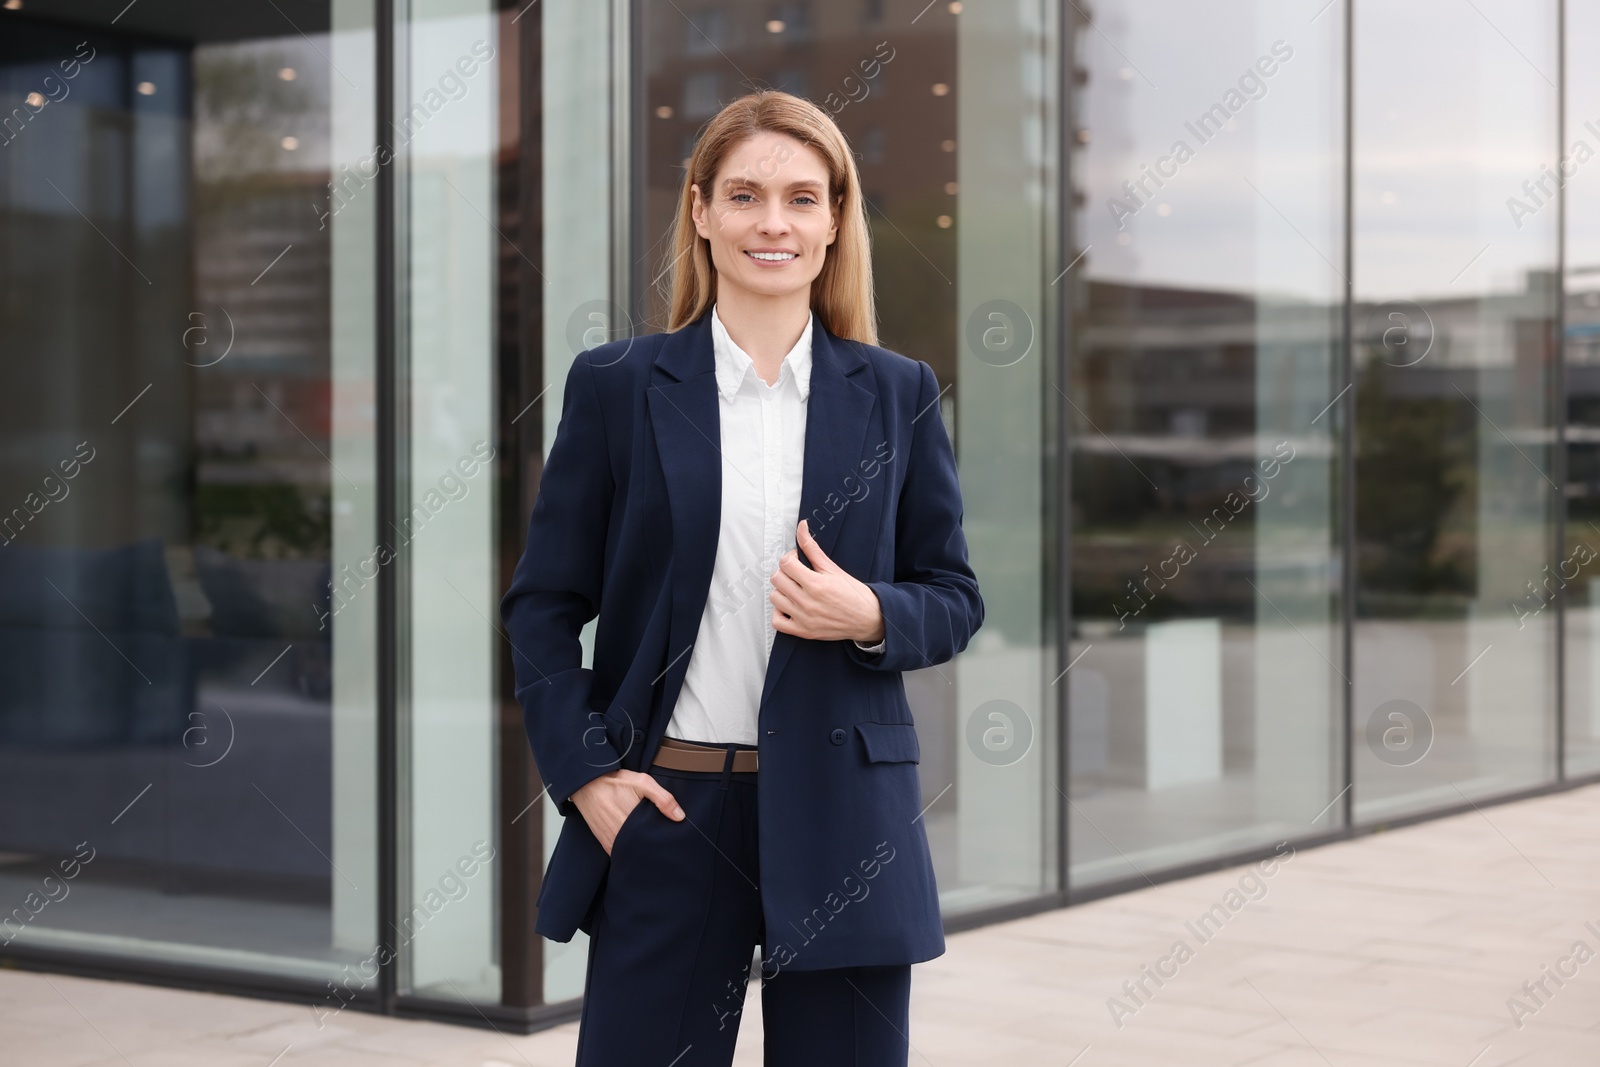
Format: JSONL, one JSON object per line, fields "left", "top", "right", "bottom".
{"left": 666, "top": 90, "right": 877, "bottom": 345}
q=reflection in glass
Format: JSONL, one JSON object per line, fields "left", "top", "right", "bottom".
{"left": 0, "top": 3, "right": 377, "bottom": 981}
{"left": 1068, "top": 0, "right": 1345, "bottom": 888}
{"left": 1564, "top": 1, "right": 1600, "bottom": 778}
{"left": 1352, "top": 0, "right": 1558, "bottom": 819}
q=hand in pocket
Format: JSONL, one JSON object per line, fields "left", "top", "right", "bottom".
{"left": 572, "top": 769, "right": 685, "bottom": 856}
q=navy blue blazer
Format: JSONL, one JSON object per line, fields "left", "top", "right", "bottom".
{"left": 499, "top": 309, "right": 984, "bottom": 971}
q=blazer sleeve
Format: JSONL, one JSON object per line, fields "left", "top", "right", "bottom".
{"left": 500, "top": 352, "right": 622, "bottom": 818}
{"left": 844, "top": 359, "right": 984, "bottom": 673}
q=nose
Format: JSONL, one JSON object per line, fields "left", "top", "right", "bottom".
{"left": 757, "top": 197, "right": 790, "bottom": 235}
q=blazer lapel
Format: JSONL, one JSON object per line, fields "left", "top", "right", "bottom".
{"left": 647, "top": 314, "right": 721, "bottom": 730}
{"left": 759, "top": 323, "right": 875, "bottom": 713}
{"left": 647, "top": 312, "right": 877, "bottom": 728}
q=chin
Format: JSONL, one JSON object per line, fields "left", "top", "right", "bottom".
{"left": 727, "top": 275, "right": 815, "bottom": 302}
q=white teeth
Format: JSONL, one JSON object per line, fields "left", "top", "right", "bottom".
{"left": 747, "top": 251, "right": 797, "bottom": 261}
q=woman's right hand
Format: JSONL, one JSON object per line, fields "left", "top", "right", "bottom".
{"left": 571, "top": 769, "right": 685, "bottom": 856}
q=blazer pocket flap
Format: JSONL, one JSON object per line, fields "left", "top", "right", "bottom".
{"left": 855, "top": 721, "right": 921, "bottom": 764}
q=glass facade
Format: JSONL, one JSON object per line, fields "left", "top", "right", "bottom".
{"left": 1068, "top": 0, "right": 1344, "bottom": 886}
{"left": 1, "top": 0, "right": 1597, "bottom": 1031}
{"left": 1351, "top": 0, "right": 1559, "bottom": 820}
{"left": 0, "top": 1, "right": 381, "bottom": 987}
{"left": 1565, "top": 0, "right": 1600, "bottom": 779}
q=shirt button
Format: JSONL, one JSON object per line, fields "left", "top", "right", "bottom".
{"left": 830, "top": 728, "right": 847, "bottom": 745}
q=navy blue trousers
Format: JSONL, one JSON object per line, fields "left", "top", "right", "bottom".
{"left": 573, "top": 740, "right": 913, "bottom": 1066}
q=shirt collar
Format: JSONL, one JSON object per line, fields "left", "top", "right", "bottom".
{"left": 710, "top": 303, "right": 813, "bottom": 402}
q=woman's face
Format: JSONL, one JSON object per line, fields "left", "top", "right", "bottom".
{"left": 690, "top": 131, "right": 838, "bottom": 304}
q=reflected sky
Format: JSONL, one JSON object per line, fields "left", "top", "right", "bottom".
{"left": 1075, "top": 0, "right": 1557, "bottom": 303}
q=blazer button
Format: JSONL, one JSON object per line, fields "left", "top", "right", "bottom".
{"left": 631, "top": 729, "right": 644, "bottom": 747}
{"left": 830, "top": 728, "right": 847, "bottom": 745}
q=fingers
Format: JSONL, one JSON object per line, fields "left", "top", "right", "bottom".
{"left": 769, "top": 583, "right": 798, "bottom": 616}
{"left": 774, "top": 548, "right": 810, "bottom": 583}
{"left": 635, "top": 773, "right": 684, "bottom": 820}
{"left": 769, "top": 562, "right": 804, "bottom": 598}
{"left": 771, "top": 552, "right": 807, "bottom": 632}
{"left": 795, "top": 519, "right": 837, "bottom": 571}
{"left": 594, "top": 772, "right": 685, "bottom": 856}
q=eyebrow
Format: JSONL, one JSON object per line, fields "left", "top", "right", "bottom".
{"left": 720, "top": 177, "right": 825, "bottom": 192}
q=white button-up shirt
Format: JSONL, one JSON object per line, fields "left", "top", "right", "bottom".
{"left": 664, "top": 303, "right": 883, "bottom": 745}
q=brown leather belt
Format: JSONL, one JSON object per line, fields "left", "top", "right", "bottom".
{"left": 652, "top": 735, "right": 759, "bottom": 773}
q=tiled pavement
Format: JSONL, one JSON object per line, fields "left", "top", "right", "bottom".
{"left": 4, "top": 782, "right": 1599, "bottom": 1066}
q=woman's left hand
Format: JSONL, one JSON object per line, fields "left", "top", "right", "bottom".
{"left": 769, "top": 519, "right": 885, "bottom": 644}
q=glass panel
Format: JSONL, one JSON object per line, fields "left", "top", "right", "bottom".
{"left": 0, "top": 3, "right": 379, "bottom": 982}
{"left": 1564, "top": 1, "right": 1600, "bottom": 779}
{"left": 953, "top": 0, "right": 1061, "bottom": 911}
{"left": 1352, "top": 0, "right": 1558, "bottom": 820}
{"left": 1068, "top": 0, "right": 1345, "bottom": 888}
{"left": 622, "top": 0, "right": 1062, "bottom": 918}
{"left": 395, "top": 0, "right": 505, "bottom": 1002}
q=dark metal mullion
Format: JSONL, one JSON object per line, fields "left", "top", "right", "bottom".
{"left": 1340, "top": 0, "right": 1357, "bottom": 831}
{"left": 1057, "top": 0, "right": 1076, "bottom": 902}
{"left": 500, "top": 0, "right": 547, "bottom": 1008}
{"left": 624, "top": 0, "right": 646, "bottom": 324}
{"left": 1556, "top": 0, "right": 1568, "bottom": 782}
{"left": 375, "top": 0, "right": 400, "bottom": 1015}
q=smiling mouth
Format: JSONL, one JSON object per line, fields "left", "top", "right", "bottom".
{"left": 745, "top": 251, "right": 798, "bottom": 262}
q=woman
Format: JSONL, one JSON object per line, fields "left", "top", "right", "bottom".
{"left": 501, "top": 90, "right": 983, "bottom": 1067}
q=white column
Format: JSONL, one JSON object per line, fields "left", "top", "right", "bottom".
{"left": 329, "top": 0, "right": 380, "bottom": 957}
{"left": 401, "top": 0, "right": 499, "bottom": 997}
{"left": 1144, "top": 619, "right": 1221, "bottom": 790}
{"left": 539, "top": 0, "right": 615, "bottom": 1005}
{"left": 954, "top": 0, "right": 1054, "bottom": 898}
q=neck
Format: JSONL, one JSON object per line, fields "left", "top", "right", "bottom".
{"left": 715, "top": 288, "right": 812, "bottom": 384}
